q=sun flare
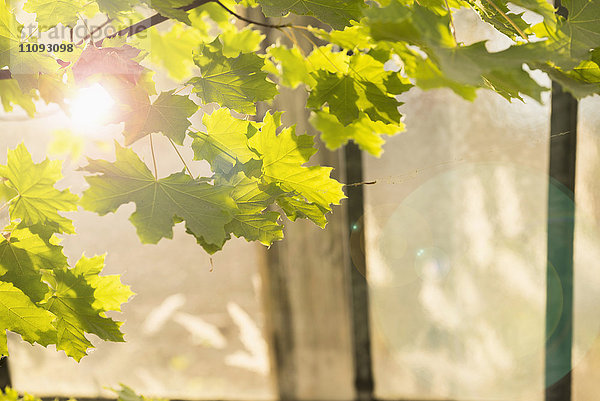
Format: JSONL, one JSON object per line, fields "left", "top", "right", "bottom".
{"left": 69, "top": 83, "right": 115, "bottom": 130}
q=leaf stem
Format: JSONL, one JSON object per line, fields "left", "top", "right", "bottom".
{"left": 280, "top": 26, "right": 307, "bottom": 57}
{"left": 482, "top": 0, "right": 528, "bottom": 41}
{"left": 149, "top": 134, "right": 158, "bottom": 179}
{"left": 172, "top": 84, "right": 192, "bottom": 96}
{"left": 188, "top": 128, "right": 238, "bottom": 162}
{"left": 168, "top": 138, "right": 194, "bottom": 178}
{"left": 0, "top": 195, "right": 18, "bottom": 213}
{"left": 444, "top": 0, "right": 458, "bottom": 43}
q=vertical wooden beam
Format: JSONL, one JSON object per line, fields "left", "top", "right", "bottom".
{"left": 260, "top": 127, "right": 356, "bottom": 400}
{"left": 545, "top": 80, "right": 578, "bottom": 401}
{"left": 258, "top": 89, "right": 356, "bottom": 401}
{"left": 250, "top": 9, "right": 358, "bottom": 399}
{"left": 344, "top": 143, "right": 374, "bottom": 401}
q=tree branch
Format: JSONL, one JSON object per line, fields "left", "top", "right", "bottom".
{"left": 98, "top": 0, "right": 215, "bottom": 43}
{"left": 0, "top": 0, "right": 287, "bottom": 81}
{"left": 214, "top": 0, "right": 291, "bottom": 29}
{"left": 76, "top": 17, "right": 113, "bottom": 45}
{"left": 0, "top": 0, "right": 215, "bottom": 80}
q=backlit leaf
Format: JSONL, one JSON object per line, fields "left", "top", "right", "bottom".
{"left": 248, "top": 112, "right": 345, "bottom": 211}
{"left": 257, "top": 0, "right": 364, "bottom": 29}
{"left": 0, "top": 144, "right": 78, "bottom": 235}
{"left": 0, "top": 281, "right": 56, "bottom": 355}
{"left": 0, "top": 227, "right": 67, "bottom": 303}
{"left": 80, "top": 144, "right": 237, "bottom": 253}
{"left": 190, "top": 107, "right": 259, "bottom": 174}
{"left": 187, "top": 40, "right": 277, "bottom": 114}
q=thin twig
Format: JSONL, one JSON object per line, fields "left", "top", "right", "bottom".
{"left": 168, "top": 138, "right": 194, "bottom": 178}
{"left": 149, "top": 134, "right": 158, "bottom": 179}
{"left": 99, "top": 0, "right": 215, "bottom": 44}
{"left": 0, "top": 0, "right": 214, "bottom": 80}
{"left": 77, "top": 12, "right": 93, "bottom": 41}
{"left": 345, "top": 181, "right": 377, "bottom": 187}
{"left": 215, "top": 0, "right": 291, "bottom": 28}
{"left": 76, "top": 17, "right": 113, "bottom": 45}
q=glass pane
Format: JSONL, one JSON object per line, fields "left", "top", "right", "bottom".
{"left": 365, "top": 85, "right": 550, "bottom": 400}
{"left": 364, "top": 10, "right": 553, "bottom": 398}
{"left": 1, "top": 104, "right": 275, "bottom": 400}
{"left": 572, "top": 95, "right": 600, "bottom": 401}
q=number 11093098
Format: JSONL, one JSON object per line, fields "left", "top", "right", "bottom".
{"left": 19, "top": 43, "right": 74, "bottom": 52}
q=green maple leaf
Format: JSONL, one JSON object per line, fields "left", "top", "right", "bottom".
{"left": 38, "top": 73, "right": 73, "bottom": 112}
{"left": 141, "top": 0, "right": 193, "bottom": 24}
{"left": 263, "top": 44, "right": 315, "bottom": 89}
{"left": 0, "top": 79, "right": 37, "bottom": 117}
{"left": 0, "top": 144, "right": 78, "bottom": 235}
{"left": 248, "top": 112, "right": 345, "bottom": 211}
{"left": 145, "top": 24, "right": 210, "bottom": 80}
{"left": 0, "top": 227, "right": 67, "bottom": 303}
{"left": 562, "top": 0, "right": 600, "bottom": 58}
{"left": 23, "top": 0, "right": 97, "bottom": 30}
{"left": 276, "top": 196, "right": 328, "bottom": 228}
{"left": 190, "top": 107, "right": 260, "bottom": 174}
{"left": 393, "top": 43, "right": 478, "bottom": 100}
{"left": 306, "top": 44, "right": 351, "bottom": 74}
{"left": 257, "top": 0, "right": 365, "bottom": 29}
{"left": 95, "top": 0, "right": 137, "bottom": 19}
{"left": 365, "top": 1, "right": 456, "bottom": 48}
{"left": 220, "top": 25, "right": 265, "bottom": 58}
{"left": 308, "top": 72, "right": 359, "bottom": 126}
{"left": 80, "top": 144, "right": 237, "bottom": 253}
{"left": 134, "top": 90, "right": 198, "bottom": 145}
{"left": 311, "top": 110, "right": 403, "bottom": 157}
{"left": 541, "top": 59, "right": 600, "bottom": 98}
{"left": 1, "top": 1, "right": 59, "bottom": 84}
{"left": 222, "top": 173, "right": 283, "bottom": 246}
{"left": 42, "top": 263, "right": 126, "bottom": 361}
{"left": 466, "top": 0, "right": 531, "bottom": 40}
{"left": 71, "top": 254, "right": 134, "bottom": 312}
{"left": 0, "top": 180, "right": 16, "bottom": 202}
{"left": 366, "top": 2, "right": 549, "bottom": 101}
{"left": 187, "top": 40, "right": 277, "bottom": 114}
{"left": 0, "top": 281, "right": 56, "bottom": 356}
{"left": 109, "top": 87, "right": 197, "bottom": 145}
{"left": 511, "top": 0, "right": 557, "bottom": 27}
{"left": 310, "top": 25, "right": 374, "bottom": 51}
{"left": 307, "top": 52, "right": 408, "bottom": 126}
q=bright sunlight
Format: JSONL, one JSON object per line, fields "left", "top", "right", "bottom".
{"left": 68, "top": 83, "right": 115, "bottom": 130}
